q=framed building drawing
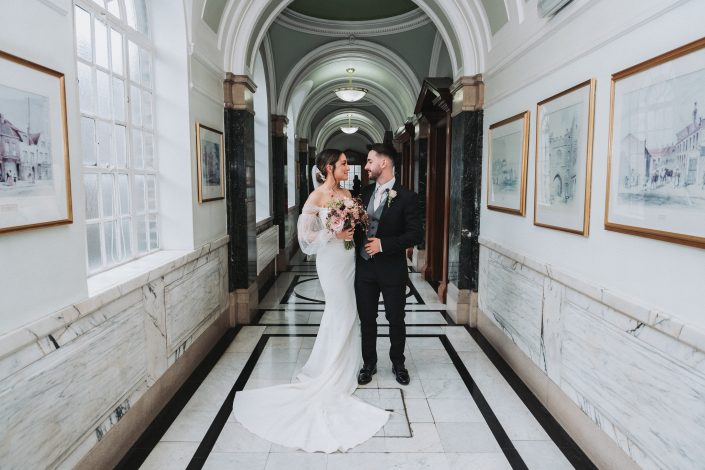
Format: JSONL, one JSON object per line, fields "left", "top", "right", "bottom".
{"left": 487, "top": 111, "right": 530, "bottom": 215}
{"left": 196, "top": 122, "right": 225, "bottom": 203}
{"left": 0, "top": 50, "right": 72, "bottom": 234}
{"left": 606, "top": 37, "right": 705, "bottom": 249}
{"left": 534, "top": 79, "right": 596, "bottom": 235}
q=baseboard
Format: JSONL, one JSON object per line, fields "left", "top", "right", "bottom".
{"left": 75, "top": 309, "right": 230, "bottom": 470}
{"left": 476, "top": 308, "right": 640, "bottom": 470}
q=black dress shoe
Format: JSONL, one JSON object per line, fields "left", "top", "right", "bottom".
{"left": 357, "top": 364, "right": 377, "bottom": 385}
{"left": 392, "top": 363, "right": 410, "bottom": 385}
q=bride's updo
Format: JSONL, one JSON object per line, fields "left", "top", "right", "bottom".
{"left": 315, "top": 148, "right": 342, "bottom": 184}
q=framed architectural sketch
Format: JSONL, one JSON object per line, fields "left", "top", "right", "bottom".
{"left": 487, "top": 111, "right": 530, "bottom": 215}
{"left": 606, "top": 37, "right": 705, "bottom": 249}
{"left": 534, "top": 79, "right": 596, "bottom": 235}
{"left": 0, "top": 50, "right": 72, "bottom": 234}
{"left": 196, "top": 122, "right": 225, "bottom": 203}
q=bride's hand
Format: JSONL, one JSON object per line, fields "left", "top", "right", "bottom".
{"left": 335, "top": 228, "right": 354, "bottom": 240}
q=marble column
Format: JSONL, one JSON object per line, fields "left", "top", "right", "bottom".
{"left": 449, "top": 75, "right": 484, "bottom": 325}
{"left": 271, "top": 115, "right": 288, "bottom": 271}
{"left": 413, "top": 118, "right": 429, "bottom": 263}
{"left": 223, "top": 73, "right": 258, "bottom": 324}
{"left": 298, "top": 139, "right": 309, "bottom": 211}
{"left": 307, "top": 146, "right": 317, "bottom": 193}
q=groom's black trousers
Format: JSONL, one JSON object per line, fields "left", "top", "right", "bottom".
{"left": 355, "top": 258, "right": 407, "bottom": 366}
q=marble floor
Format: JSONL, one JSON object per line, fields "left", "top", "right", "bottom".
{"left": 129, "top": 252, "right": 594, "bottom": 470}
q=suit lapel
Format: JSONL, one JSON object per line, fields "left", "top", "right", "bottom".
{"left": 376, "top": 180, "right": 401, "bottom": 232}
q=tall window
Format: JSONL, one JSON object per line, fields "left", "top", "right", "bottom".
{"left": 340, "top": 165, "right": 362, "bottom": 190}
{"left": 74, "top": 0, "right": 158, "bottom": 274}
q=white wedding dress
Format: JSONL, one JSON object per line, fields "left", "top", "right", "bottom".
{"left": 232, "top": 204, "right": 389, "bottom": 453}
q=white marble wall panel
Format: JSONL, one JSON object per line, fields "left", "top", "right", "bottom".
{"left": 257, "top": 225, "right": 279, "bottom": 275}
{"left": 165, "top": 258, "right": 223, "bottom": 353}
{"left": 0, "top": 304, "right": 147, "bottom": 469}
{"left": 478, "top": 241, "right": 705, "bottom": 469}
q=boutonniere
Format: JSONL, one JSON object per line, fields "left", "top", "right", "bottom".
{"left": 386, "top": 189, "right": 397, "bottom": 207}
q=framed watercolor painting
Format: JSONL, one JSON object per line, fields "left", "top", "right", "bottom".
{"left": 487, "top": 111, "right": 530, "bottom": 215}
{"left": 534, "top": 79, "right": 596, "bottom": 235}
{"left": 196, "top": 122, "right": 225, "bottom": 203}
{"left": 0, "top": 50, "right": 72, "bottom": 233}
{"left": 606, "top": 37, "right": 705, "bottom": 249}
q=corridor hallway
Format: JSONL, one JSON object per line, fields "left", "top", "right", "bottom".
{"left": 128, "top": 251, "right": 594, "bottom": 470}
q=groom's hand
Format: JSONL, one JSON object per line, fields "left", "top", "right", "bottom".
{"left": 365, "top": 237, "right": 382, "bottom": 257}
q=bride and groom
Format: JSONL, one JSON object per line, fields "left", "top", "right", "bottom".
{"left": 233, "top": 143, "right": 423, "bottom": 453}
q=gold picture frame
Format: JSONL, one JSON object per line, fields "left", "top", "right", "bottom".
{"left": 196, "top": 122, "right": 225, "bottom": 203}
{"left": 487, "top": 111, "right": 530, "bottom": 216}
{"left": 605, "top": 37, "right": 705, "bottom": 249}
{"left": 534, "top": 79, "right": 596, "bottom": 235}
{"left": 0, "top": 50, "right": 72, "bottom": 234}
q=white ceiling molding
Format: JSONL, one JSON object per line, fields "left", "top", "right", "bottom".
{"left": 314, "top": 111, "right": 385, "bottom": 149}
{"left": 428, "top": 31, "right": 443, "bottom": 76}
{"left": 219, "top": 0, "right": 483, "bottom": 79}
{"left": 260, "top": 33, "right": 278, "bottom": 114}
{"left": 275, "top": 40, "right": 419, "bottom": 116}
{"left": 274, "top": 8, "right": 432, "bottom": 37}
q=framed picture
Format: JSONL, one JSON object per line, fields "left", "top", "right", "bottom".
{"left": 487, "top": 111, "right": 530, "bottom": 215}
{"left": 196, "top": 122, "right": 225, "bottom": 203}
{"left": 534, "top": 79, "right": 596, "bottom": 235}
{"left": 606, "top": 37, "right": 705, "bottom": 249}
{"left": 0, "top": 50, "right": 72, "bottom": 233}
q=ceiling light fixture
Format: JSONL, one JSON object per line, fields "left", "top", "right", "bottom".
{"left": 340, "top": 114, "right": 358, "bottom": 134}
{"left": 334, "top": 68, "right": 368, "bottom": 102}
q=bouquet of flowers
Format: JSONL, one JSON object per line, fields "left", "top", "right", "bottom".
{"left": 325, "top": 197, "right": 369, "bottom": 250}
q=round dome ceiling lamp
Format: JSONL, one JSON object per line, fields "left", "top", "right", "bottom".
{"left": 334, "top": 68, "right": 368, "bottom": 103}
{"left": 340, "top": 114, "right": 358, "bottom": 134}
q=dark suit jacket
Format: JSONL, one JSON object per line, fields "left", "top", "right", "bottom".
{"left": 354, "top": 180, "right": 423, "bottom": 280}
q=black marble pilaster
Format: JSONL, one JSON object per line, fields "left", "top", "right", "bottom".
{"left": 271, "top": 135, "right": 287, "bottom": 248}
{"left": 449, "top": 110, "right": 483, "bottom": 290}
{"left": 299, "top": 149, "right": 308, "bottom": 211}
{"left": 225, "top": 109, "right": 257, "bottom": 290}
{"left": 307, "top": 147, "right": 316, "bottom": 193}
{"left": 414, "top": 137, "right": 428, "bottom": 250}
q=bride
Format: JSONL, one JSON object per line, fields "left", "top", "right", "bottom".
{"left": 233, "top": 149, "right": 389, "bottom": 453}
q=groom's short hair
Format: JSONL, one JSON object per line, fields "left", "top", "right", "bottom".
{"left": 366, "top": 143, "right": 398, "bottom": 167}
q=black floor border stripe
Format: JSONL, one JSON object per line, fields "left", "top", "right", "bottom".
{"left": 258, "top": 308, "right": 453, "bottom": 313}
{"left": 439, "top": 335, "right": 528, "bottom": 470}
{"left": 255, "top": 323, "right": 456, "bottom": 327}
{"left": 464, "top": 326, "right": 597, "bottom": 470}
{"left": 114, "top": 326, "right": 242, "bottom": 470}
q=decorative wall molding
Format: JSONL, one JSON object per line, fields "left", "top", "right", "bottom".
{"left": 257, "top": 225, "right": 279, "bottom": 274}
{"left": 274, "top": 8, "right": 432, "bottom": 37}
{"left": 428, "top": 31, "right": 443, "bottom": 77}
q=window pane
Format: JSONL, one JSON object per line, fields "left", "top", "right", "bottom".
{"left": 146, "top": 175, "right": 156, "bottom": 211}
{"left": 111, "top": 30, "right": 123, "bottom": 75}
{"left": 94, "top": 20, "right": 109, "bottom": 68}
{"left": 81, "top": 117, "right": 96, "bottom": 166}
{"left": 134, "top": 0, "right": 149, "bottom": 35}
{"left": 134, "top": 174, "right": 145, "bottom": 213}
{"left": 121, "top": 218, "right": 133, "bottom": 257}
{"left": 97, "top": 121, "right": 113, "bottom": 167}
{"left": 105, "top": 0, "right": 120, "bottom": 18}
{"left": 139, "top": 48, "right": 152, "bottom": 88}
{"left": 128, "top": 41, "right": 140, "bottom": 83}
{"left": 112, "top": 77, "right": 125, "bottom": 121}
{"left": 115, "top": 124, "right": 127, "bottom": 167}
{"left": 101, "top": 173, "right": 114, "bottom": 217}
{"left": 96, "top": 70, "right": 111, "bottom": 118}
{"left": 141, "top": 90, "right": 152, "bottom": 128}
{"left": 118, "top": 173, "right": 130, "bottom": 215}
{"left": 136, "top": 216, "right": 148, "bottom": 253}
{"left": 77, "top": 62, "right": 95, "bottom": 114}
{"left": 143, "top": 133, "right": 154, "bottom": 169}
{"left": 103, "top": 220, "right": 117, "bottom": 265}
{"left": 74, "top": 6, "right": 93, "bottom": 62}
{"left": 84, "top": 174, "right": 99, "bottom": 219}
{"left": 132, "top": 129, "right": 143, "bottom": 169}
{"left": 124, "top": 0, "right": 136, "bottom": 30}
{"left": 87, "top": 223, "right": 103, "bottom": 271}
{"left": 148, "top": 214, "right": 158, "bottom": 250}
{"left": 130, "top": 85, "right": 142, "bottom": 126}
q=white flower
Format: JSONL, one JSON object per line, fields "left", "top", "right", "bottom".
{"left": 387, "top": 189, "right": 398, "bottom": 207}
{"left": 344, "top": 198, "right": 354, "bottom": 208}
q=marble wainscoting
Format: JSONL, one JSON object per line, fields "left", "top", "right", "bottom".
{"left": 0, "top": 236, "right": 229, "bottom": 469}
{"left": 477, "top": 237, "right": 705, "bottom": 470}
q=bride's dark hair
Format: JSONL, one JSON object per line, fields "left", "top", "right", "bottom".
{"left": 315, "top": 148, "right": 342, "bottom": 184}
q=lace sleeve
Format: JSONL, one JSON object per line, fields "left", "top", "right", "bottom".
{"left": 297, "top": 206, "right": 333, "bottom": 255}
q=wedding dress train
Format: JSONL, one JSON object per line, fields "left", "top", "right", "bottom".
{"left": 233, "top": 204, "right": 389, "bottom": 453}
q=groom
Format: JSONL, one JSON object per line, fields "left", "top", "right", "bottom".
{"left": 355, "top": 143, "right": 423, "bottom": 386}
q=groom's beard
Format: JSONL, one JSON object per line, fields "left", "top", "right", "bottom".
{"left": 367, "top": 168, "right": 381, "bottom": 181}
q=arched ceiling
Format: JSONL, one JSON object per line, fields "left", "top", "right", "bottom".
{"left": 287, "top": 0, "right": 417, "bottom": 21}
